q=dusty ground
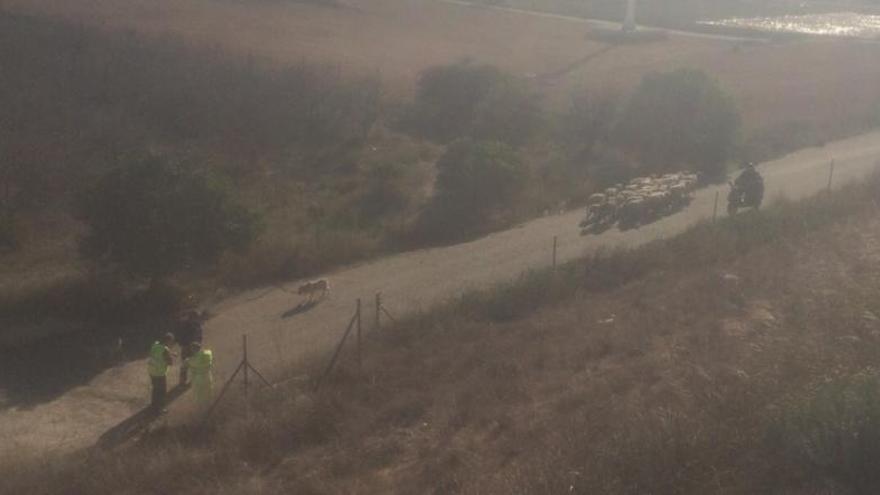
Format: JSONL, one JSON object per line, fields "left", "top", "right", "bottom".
{"left": 2, "top": 128, "right": 879, "bottom": 461}
{"left": 7, "top": 0, "right": 880, "bottom": 134}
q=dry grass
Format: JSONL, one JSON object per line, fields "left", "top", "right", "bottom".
{"left": 9, "top": 0, "right": 880, "bottom": 141}
{"left": 7, "top": 177, "right": 880, "bottom": 494}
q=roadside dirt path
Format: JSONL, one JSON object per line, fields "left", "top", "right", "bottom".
{"left": 2, "top": 131, "right": 880, "bottom": 460}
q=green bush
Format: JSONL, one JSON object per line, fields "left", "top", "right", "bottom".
{"left": 471, "top": 77, "right": 543, "bottom": 147}
{"left": 614, "top": 68, "right": 741, "bottom": 181}
{"left": 404, "top": 62, "right": 502, "bottom": 143}
{"left": 404, "top": 61, "right": 541, "bottom": 146}
{"left": 771, "top": 372, "right": 880, "bottom": 494}
{"left": 357, "top": 162, "right": 413, "bottom": 220}
{"left": 419, "top": 140, "right": 528, "bottom": 240}
{"left": 559, "top": 90, "right": 619, "bottom": 165}
{"left": 78, "top": 155, "right": 263, "bottom": 283}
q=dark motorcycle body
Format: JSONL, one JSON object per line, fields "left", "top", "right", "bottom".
{"left": 727, "top": 180, "right": 764, "bottom": 216}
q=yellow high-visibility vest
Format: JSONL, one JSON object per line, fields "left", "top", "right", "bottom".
{"left": 187, "top": 349, "right": 213, "bottom": 377}
{"left": 147, "top": 342, "right": 170, "bottom": 377}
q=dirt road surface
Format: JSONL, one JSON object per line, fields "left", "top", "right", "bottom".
{"left": 2, "top": 131, "right": 880, "bottom": 460}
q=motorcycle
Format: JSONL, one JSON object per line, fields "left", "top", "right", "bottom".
{"left": 727, "top": 179, "right": 764, "bottom": 216}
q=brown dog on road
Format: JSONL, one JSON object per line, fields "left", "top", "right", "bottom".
{"left": 297, "top": 278, "right": 330, "bottom": 303}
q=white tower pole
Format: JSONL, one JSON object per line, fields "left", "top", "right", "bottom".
{"left": 623, "top": 0, "right": 637, "bottom": 32}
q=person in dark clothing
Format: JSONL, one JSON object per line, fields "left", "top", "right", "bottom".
{"left": 176, "top": 311, "right": 204, "bottom": 386}
{"left": 733, "top": 162, "right": 764, "bottom": 208}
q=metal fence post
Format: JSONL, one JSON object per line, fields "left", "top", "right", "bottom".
{"left": 356, "top": 299, "right": 362, "bottom": 371}
{"left": 712, "top": 190, "right": 720, "bottom": 223}
{"left": 827, "top": 160, "right": 836, "bottom": 192}
{"left": 242, "top": 335, "right": 249, "bottom": 396}
{"left": 375, "top": 292, "right": 381, "bottom": 331}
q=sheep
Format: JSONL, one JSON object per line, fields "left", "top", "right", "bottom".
{"left": 670, "top": 182, "right": 687, "bottom": 195}
{"left": 580, "top": 170, "right": 702, "bottom": 234}
{"left": 588, "top": 192, "right": 606, "bottom": 205}
{"left": 618, "top": 197, "right": 645, "bottom": 228}
{"left": 297, "top": 278, "right": 330, "bottom": 303}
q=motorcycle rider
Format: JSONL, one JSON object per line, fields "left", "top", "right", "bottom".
{"left": 733, "top": 162, "right": 764, "bottom": 209}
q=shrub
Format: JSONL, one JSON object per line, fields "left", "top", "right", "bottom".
{"left": 771, "top": 372, "right": 880, "bottom": 494}
{"left": 559, "top": 89, "right": 619, "bottom": 164}
{"left": 404, "top": 61, "right": 541, "bottom": 146}
{"left": 405, "top": 62, "right": 502, "bottom": 143}
{"left": 614, "top": 68, "right": 741, "bottom": 181}
{"left": 357, "top": 162, "right": 413, "bottom": 220}
{"left": 471, "top": 77, "right": 543, "bottom": 147}
{"left": 420, "top": 140, "right": 528, "bottom": 240}
{"left": 78, "top": 155, "right": 263, "bottom": 283}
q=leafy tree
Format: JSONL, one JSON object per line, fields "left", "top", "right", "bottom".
{"left": 357, "top": 162, "right": 412, "bottom": 220}
{"left": 426, "top": 139, "right": 528, "bottom": 237}
{"left": 78, "top": 155, "right": 262, "bottom": 283}
{"left": 559, "top": 89, "right": 619, "bottom": 164}
{"left": 472, "top": 78, "right": 543, "bottom": 147}
{"left": 406, "top": 62, "right": 501, "bottom": 143}
{"left": 614, "top": 68, "right": 741, "bottom": 181}
{"left": 405, "top": 61, "right": 541, "bottom": 146}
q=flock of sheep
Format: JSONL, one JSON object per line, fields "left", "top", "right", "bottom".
{"left": 580, "top": 172, "right": 700, "bottom": 234}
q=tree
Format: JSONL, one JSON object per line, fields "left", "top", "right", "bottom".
{"left": 406, "top": 62, "right": 502, "bottom": 143}
{"left": 405, "top": 61, "right": 542, "bottom": 146}
{"left": 559, "top": 89, "right": 619, "bottom": 164}
{"left": 472, "top": 78, "right": 543, "bottom": 147}
{"left": 425, "top": 139, "right": 528, "bottom": 237}
{"left": 78, "top": 155, "right": 262, "bottom": 283}
{"left": 614, "top": 68, "right": 741, "bottom": 181}
{"left": 357, "top": 162, "right": 412, "bottom": 221}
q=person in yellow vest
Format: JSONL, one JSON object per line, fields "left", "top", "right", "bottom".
{"left": 147, "top": 333, "right": 175, "bottom": 413}
{"left": 185, "top": 342, "right": 214, "bottom": 407}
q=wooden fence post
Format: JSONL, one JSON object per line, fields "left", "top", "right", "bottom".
{"left": 552, "top": 236, "right": 558, "bottom": 270}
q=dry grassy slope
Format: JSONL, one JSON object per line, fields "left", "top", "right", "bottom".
{"left": 272, "top": 210, "right": 880, "bottom": 493}
{"left": 254, "top": 213, "right": 880, "bottom": 494}
{"left": 10, "top": 183, "right": 880, "bottom": 494}
{"left": 8, "top": 0, "right": 880, "bottom": 134}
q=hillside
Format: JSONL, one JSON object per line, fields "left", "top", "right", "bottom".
{"left": 2, "top": 0, "right": 879, "bottom": 286}
{"left": 7, "top": 175, "right": 880, "bottom": 494}
{"left": 8, "top": 0, "right": 880, "bottom": 136}
{"left": 2, "top": 0, "right": 879, "bottom": 302}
